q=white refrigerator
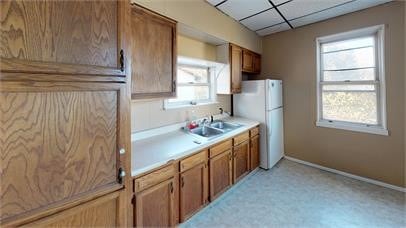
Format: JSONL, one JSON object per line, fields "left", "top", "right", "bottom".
{"left": 233, "top": 79, "right": 284, "bottom": 170}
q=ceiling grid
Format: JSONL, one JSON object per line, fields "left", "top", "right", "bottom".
{"left": 206, "top": 0, "right": 393, "bottom": 36}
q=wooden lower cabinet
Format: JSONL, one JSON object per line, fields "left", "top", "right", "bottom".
{"left": 233, "top": 140, "right": 250, "bottom": 183}
{"left": 180, "top": 162, "right": 209, "bottom": 222}
{"left": 250, "top": 134, "right": 260, "bottom": 170}
{"left": 134, "top": 177, "right": 178, "bottom": 227}
{"left": 25, "top": 190, "right": 125, "bottom": 227}
{"left": 209, "top": 149, "right": 233, "bottom": 201}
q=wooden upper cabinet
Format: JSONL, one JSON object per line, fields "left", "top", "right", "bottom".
{"left": 242, "top": 50, "right": 254, "bottom": 72}
{"left": 253, "top": 53, "right": 261, "bottom": 74}
{"left": 233, "top": 140, "right": 250, "bottom": 183}
{"left": 242, "top": 49, "right": 261, "bottom": 74}
{"left": 130, "top": 4, "right": 177, "bottom": 99}
{"left": 135, "top": 178, "right": 178, "bottom": 227}
{"left": 0, "top": 0, "right": 125, "bottom": 76}
{"left": 230, "top": 44, "right": 242, "bottom": 93}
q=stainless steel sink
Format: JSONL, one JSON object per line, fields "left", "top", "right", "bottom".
{"left": 210, "top": 121, "right": 242, "bottom": 131}
{"left": 187, "top": 121, "right": 243, "bottom": 141}
{"left": 190, "top": 126, "right": 224, "bottom": 139}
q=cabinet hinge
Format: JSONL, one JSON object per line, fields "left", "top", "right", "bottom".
{"left": 118, "top": 167, "right": 125, "bottom": 184}
{"left": 173, "top": 80, "right": 176, "bottom": 92}
{"left": 181, "top": 176, "right": 184, "bottom": 188}
{"left": 120, "top": 49, "right": 125, "bottom": 72}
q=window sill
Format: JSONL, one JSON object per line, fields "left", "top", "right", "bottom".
{"left": 163, "top": 101, "right": 219, "bottom": 110}
{"left": 316, "top": 121, "right": 389, "bottom": 136}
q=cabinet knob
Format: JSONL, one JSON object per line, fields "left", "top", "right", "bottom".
{"left": 119, "top": 148, "right": 125, "bottom": 155}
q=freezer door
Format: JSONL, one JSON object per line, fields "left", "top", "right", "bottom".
{"left": 266, "top": 107, "right": 284, "bottom": 169}
{"left": 233, "top": 80, "right": 266, "bottom": 123}
{"left": 267, "top": 80, "right": 283, "bottom": 110}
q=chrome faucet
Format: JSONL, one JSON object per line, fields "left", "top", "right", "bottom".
{"left": 219, "top": 108, "right": 231, "bottom": 116}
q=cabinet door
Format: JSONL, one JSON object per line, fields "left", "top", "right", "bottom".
{"left": 135, "top": 178, "right": 178, "bottom": 227}
{"left": 180, "top": 163, "right": 209, "bottom": 222}
{"left": 0, "top": 0, "right": 125, "bottom": 76}
{"left": 230, "top": 44, "right": 242, "bottom": 93}
{"left": 209, "top": 150, "right": 233, "bottom": 201}
{"left": 25, "top": 190, "right": 126, "bottom": 227}
{"left": 0, "top": 82, "right": 129, "bottom": 226}
{"left": 233, "top": 140, "right": 250, "bottom": 183}
{"left": 250, "top": 135, "right": 260, "bottom": 170}
{"left": 242, "top": 50, "right": 254, "bottom": 72}
{"left": 130, "top": 4, "right": 177, "bottom": 99}
{"left": 253, "top": 54, "right": 261, "bottom": 74}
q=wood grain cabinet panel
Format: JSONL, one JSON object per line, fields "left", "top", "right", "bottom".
{"left": 233, "top": 140, "right": 250, "bottom": 183}
{"left": 0, "top": 0, "right": 124, "bottom": 74}
{"left": 0, "top": 83, "right": 128, "bottom": 225}
{"left": 250, "top": 134, "right": 260, "bottom": 170}
{"left": 130, "top": 4, "right": 177, "bottom": 99}
{"left": 242, "top": 50, "right": 254, "bottom": 72}
{"left": 25, "top": 190, "right": 125, "bottom": 227}
{"left": 253, "top": 54, "right": 261, "bottom": 74}
{"left": 135, "top": 178, "right": 178, "bottom": 227}
{"left": 180, "top": 162, "right": 209, "bottom": 222}
{"left": 209, "top": 150, "right": 233, "bottom": 201}
{"left": 230, "top": 44, "right": 242, "bottom": 93}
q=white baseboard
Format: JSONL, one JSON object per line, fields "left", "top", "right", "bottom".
{"left": 284, "top": 156, "right": 406, "bottom": 193}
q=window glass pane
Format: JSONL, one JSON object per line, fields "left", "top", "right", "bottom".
{"left": 322, "top": 90, "right": 378, "bottom": 125}
{"left": 177, "top": 66, "right": 209, "bottom": 83}
{"left": 322, "top": 84, "right": 375, "bottom": 92}
{"left": 323, "top": 47, "right": 375, "bottom": 70}
{"left": 169, "top": 86, "right": 210, "bottom": 102}
{"left": 322, "top": 36, "right": 374, "bottom": 53}
{"left": 323, "top": 68, "right": 375, "bottom": 81}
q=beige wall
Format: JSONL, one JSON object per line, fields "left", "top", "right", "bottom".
{"left": 259, "top": 2, "right": 405, "bottom": 187}
{"left": 178, "top": 35, "right": 217, "bottom": 61}
{"left": 404, "top": 0, "right": 406, "bottom": 187}
{"left": 132, "top": 0, "right": 262, "bottom": 53}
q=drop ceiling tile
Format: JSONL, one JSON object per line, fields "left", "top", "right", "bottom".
{"left": 290, "top": 0, "right": 392, "bottom": 28}
{"left": 206, "top": 0, "right": 225, "bottom": 6}
{"left": 218, "top": 0, "right": 272, "bottom": 20}
{"left": 278, "top": 0, "right": 351, "bottom": 20}
{"left": 241, "top": 8, "right": 284, "bottom": 31}
{"left": 257, "top": 22, "right": 291, "bottom": 36}
{"left": 272, "top": 0, "right": 292, "bottom": 6}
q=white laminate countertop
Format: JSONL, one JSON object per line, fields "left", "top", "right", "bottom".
{"left": 131, "top": 117, "right": 259, "bottom": 177}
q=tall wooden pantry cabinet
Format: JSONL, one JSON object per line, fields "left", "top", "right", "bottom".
{"left": 0, "top": 0, "right": 132, "bottom": 226}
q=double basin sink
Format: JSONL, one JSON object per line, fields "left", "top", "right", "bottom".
{"left": 187, "top": 120, "right": 243, "bottom": 141}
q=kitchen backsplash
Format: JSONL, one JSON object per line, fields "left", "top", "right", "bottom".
{"left": 131, "top": 95, "right": 231, "bottom": 133}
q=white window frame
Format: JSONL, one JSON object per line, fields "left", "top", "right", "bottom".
{"left": 316, "top": 25, "right": 388, "bottom": 136}
{"left": 164, "top": 57, "right": 218, "bottom": 109}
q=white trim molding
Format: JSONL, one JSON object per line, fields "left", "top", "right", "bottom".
{"left": 315, "top": 25, "right": 388, "bottom": 136}
{"left": 285, "top": 156, "right": 406, "bottom": 193}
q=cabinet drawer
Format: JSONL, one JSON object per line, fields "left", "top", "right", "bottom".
{"left": 209, "top": 140, "right": 232, "bottom": 158}
{"left": 134, "top": 163, "right": 177, "bottom": 192}
{"left": 250, "top": 126, "right": 259, "bottom": 137}
{"left": 233, "top": 132, "right": 249, "bottom": 146}
{"left": 180, "top": 150, "right": 208, "bottom": 172}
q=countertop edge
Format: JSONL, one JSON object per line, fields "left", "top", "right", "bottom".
{"left": 131, "top": 118, "right": 260, "bottom": 177}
